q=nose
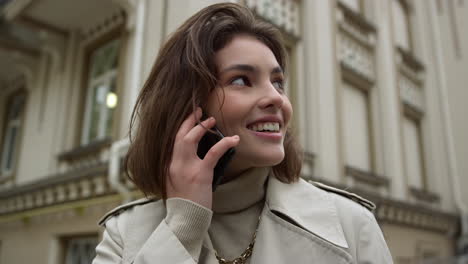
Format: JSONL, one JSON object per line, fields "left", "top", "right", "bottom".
{"left": 258, "top": 82, "right": 284, "bottom": 110}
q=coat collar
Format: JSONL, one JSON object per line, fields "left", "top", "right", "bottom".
{"left": 265, "top": 176, "right": 349, "bottom": 249}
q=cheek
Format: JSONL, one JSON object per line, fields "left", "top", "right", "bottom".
{"left": 283, "top": 98, "right": 293, "bottom": 124}
{"left": 205, "top": 89, "right": 224, "bottom": 116}
{"left": 205, "top": 90, "right": 244, "bottom": 132}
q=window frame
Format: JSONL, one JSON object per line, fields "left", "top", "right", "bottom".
{"left": 78, "top": 29, "right": 124, "bottom": 147}
{"left": 0, "top": 89, "right": 27, "bottom": 180}
{"left": 61, "top": 234, "right": 99, "bottom": 264}
{"left": 402, "top": 103, "right": 427, "bottom": 190}
{"left": 341, "top": 81, "right": 374, "bottom": 172}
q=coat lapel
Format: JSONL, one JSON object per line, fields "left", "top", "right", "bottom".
{"left": 250, "top": 177, "right": 353, "bottom": 263}
{"left": 266, "top": 177, "right": 349, "bottom": 248}
{"left": 252, "top": 206, "right": 353, "bottom": 263}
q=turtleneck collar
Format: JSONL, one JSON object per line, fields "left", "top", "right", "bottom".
{"left": 212, "top": 167, "right": 270, "bottom": 214}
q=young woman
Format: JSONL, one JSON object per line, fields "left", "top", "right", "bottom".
{"left": 93, "top": 3, "right": 393, "bottom": 264}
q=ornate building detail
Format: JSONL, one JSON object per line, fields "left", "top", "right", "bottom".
{"left": 338, "top": 32, "right": 375, "bottom": 81}
{"left": 81, "top": 9, "right": 126, "bottom": 45}
{"left": 336, "top": 2, "right": 376, "bottom": 83}
{"left": 245, "top": 0, "right": 301, "bottom": 37}
{"left": 396, "top": 48, "right": 425, "bottom": 113}
{"left": 0, "top": 165, "right": 117, "bottom": 215}
{"left": 57, "top": 138, "right": 112, "bottom": 172}
{"left": 376, "top": 200, "right": 458, "bottom": 235}
{"left": 399, "top": 73, "right": 424, "bottom": 112}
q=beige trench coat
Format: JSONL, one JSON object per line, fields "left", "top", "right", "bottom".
{"left": 93, "top": 177, "right": 393, "bottom": 264}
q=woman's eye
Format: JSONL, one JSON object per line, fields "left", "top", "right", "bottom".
{"left": 230, "top": 76, "right": 250, "bottom": 86}
{"left": 272, "top": 80, "right": 284, "bottom": 91}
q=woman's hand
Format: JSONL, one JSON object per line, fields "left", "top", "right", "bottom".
{"left": 166, "top": 108, "right": 240, "bottom": 209}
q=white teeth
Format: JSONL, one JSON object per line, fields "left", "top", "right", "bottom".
{"left": 248, "top": 122, "right": 280, "bottom": 132}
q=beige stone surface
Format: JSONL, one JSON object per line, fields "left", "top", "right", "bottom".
{"left": 383, "top": 223, "right": 456, "bottom": 261}
{"left": 0, "top": 201, "right": 118, "bottom": 264}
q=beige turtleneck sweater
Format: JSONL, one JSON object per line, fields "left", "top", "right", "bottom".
{"left": 164, "top": 167, "right": 270, "bottom": 263}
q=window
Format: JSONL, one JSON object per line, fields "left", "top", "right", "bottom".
{"left": 81, "top": 38, "right": 120, "bottom": 145}
{"left": 0, "top": 91, "right": 26, "bottom": 177}
{"left": 402, "top": 115, "right": 425, "bottom": 189}
{"left": 64, "top": 236, "right": 98, "bottom": 264}
{"left": 342, "top": 82, "right": 372, "bottom": 171}
{"left": 392, "top": 0, "right": 412, "bottom": 50}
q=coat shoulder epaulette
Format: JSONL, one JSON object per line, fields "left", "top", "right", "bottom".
{"left": 98, "top": 197, "right": 158, "bottom": 226}
{"left": 310, "top": 181, "right": 376, "bottom": 212}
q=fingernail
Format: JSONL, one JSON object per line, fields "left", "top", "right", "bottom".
{"left": 234, "top": 135, "right": 239, "bottom": 140}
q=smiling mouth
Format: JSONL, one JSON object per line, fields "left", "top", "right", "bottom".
{"left": 247, "top": 122, "right": 280, "bottom": 133}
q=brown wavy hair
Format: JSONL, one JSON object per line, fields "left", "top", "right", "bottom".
{"left": 125, "top": 3, "right": 303, "bottom": 199}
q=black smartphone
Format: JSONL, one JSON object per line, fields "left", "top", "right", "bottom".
{"left": 196, "top": 116, "right": 236, "bottom": 191}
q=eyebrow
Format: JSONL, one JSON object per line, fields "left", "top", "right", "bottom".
{"left": 220, "top": 64, "right": 283, "bottom": 75}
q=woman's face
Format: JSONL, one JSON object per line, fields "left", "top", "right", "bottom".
{"left": 206, "top": 35, "right": 293, "bottom": 178}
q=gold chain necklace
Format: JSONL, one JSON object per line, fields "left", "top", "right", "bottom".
{"left": 214, "top": 215, "right": 261, "bottom": 264}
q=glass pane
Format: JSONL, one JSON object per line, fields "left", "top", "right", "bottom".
{"left": 88, "top": 84, "right": 108, "bottom": 142}
{"left": 84, "top": 38, "right": 120, "bottom": 144}
{"left": 90, "top": 40, "right": 120, "bottom": 79}
{"left": 105, "top": 77, "right": 117, "bottom": 138}
{"left": 1, "top": 92, "right": 24, "bottom": 173}
{"left": 5, "top": 127, "right": 17, "bottom": 171}
{"left": 65, "top": 237, "right": 98, "bottom": 264}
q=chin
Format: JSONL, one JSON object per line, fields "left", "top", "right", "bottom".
{"left": 250, "top": 150, "right": 285, "bottom": 167}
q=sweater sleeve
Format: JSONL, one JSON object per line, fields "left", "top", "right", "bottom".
{"left": 92, "top": 198, "right": 212, "bottom": 264}
{"left": 165, "top": 198, "right": 213, "bottom": 260}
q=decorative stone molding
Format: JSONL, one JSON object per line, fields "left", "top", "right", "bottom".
{"left": 110, "top": 0, "right": 136, "bottom": 30}
{"left": 345, "top": 165, "right": 390, "bottom": 187}
{"left": 245, "top": 0, "right": 301, "bottom": 37}
{"left": 375, "top": 198, "right": 457, "bottom": 235}
{"left": 58, "top": 138, "right": 112, "bottom": 170}
{"left": 340, "top": 61, "right": 374, "bottom": 90}
{"left": 336, "top": 1, "right": 376, "bottom": 34}
{"left": 396, "top": 46, "right": 425, "bottom": 73}
{"left": 409, "top": 186, "right": 440, "bottom": 203}
{"left": 80, "top": 9, "right": 126, "bottom": 46}
{"left": 403, "top": 101, "right": 424, "bottom": 121}
{"left": 336, "top": 2, "right": 376, "bottom": 84}
{"left": 0, "top": 162, "right": 113, "bottom": 215}
{"left": 399, "top": 74, "right": 425, "bottom": 113}
{"left": 396, "top": 46, "right": 425, "bottom": 117}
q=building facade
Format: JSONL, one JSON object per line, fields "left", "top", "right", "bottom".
{"left": 0, "top": 0, "right": 466, "bottom": 263}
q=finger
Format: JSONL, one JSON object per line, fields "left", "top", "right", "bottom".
{"left": 202, "top": 136, "right": 240, "bottom": 169}
{"left": 184, "top": 116, "right": 216, "bottom": 144}
{"left": 176, "top": 107, "right": 202, "bottom": 139}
